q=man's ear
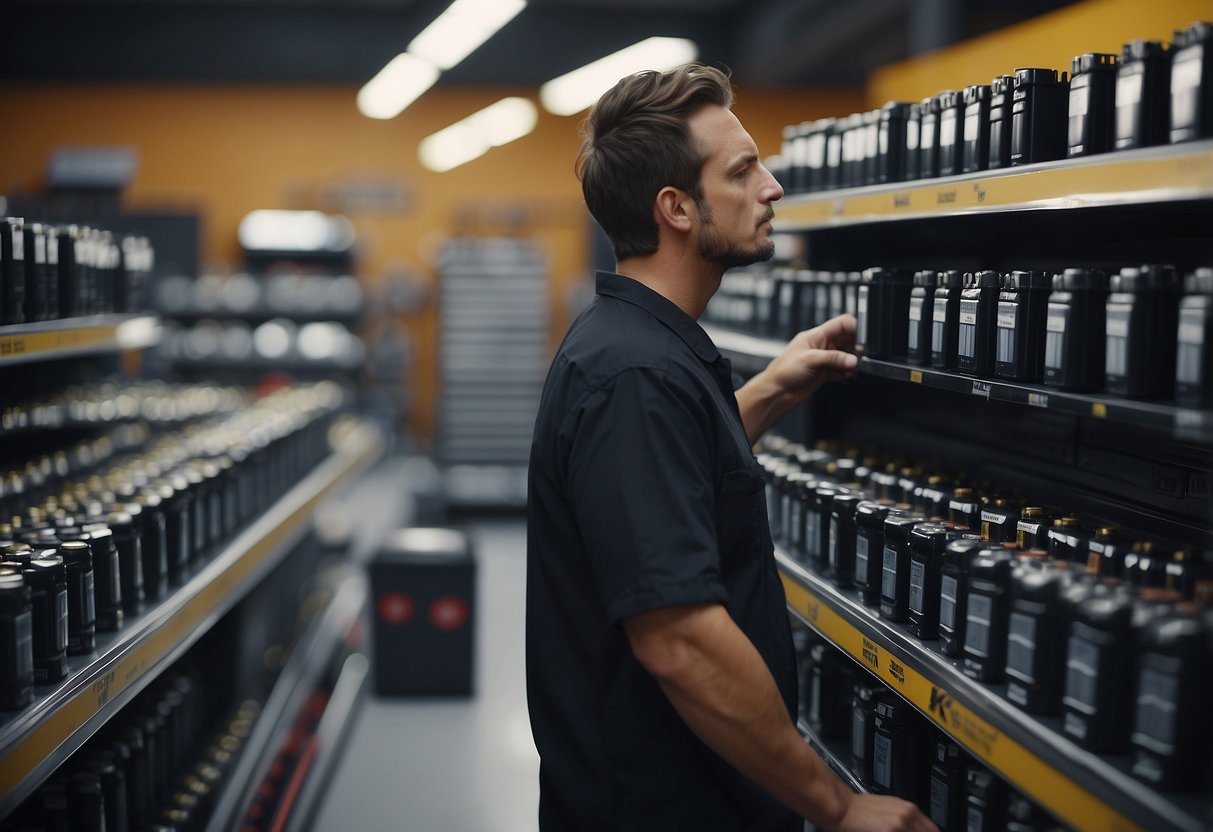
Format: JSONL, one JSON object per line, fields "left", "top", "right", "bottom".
{"left": 654, "top": 186, "right": 693, "bottom": 234}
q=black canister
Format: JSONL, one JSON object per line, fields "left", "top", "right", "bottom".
{"left": 931, "top": 270, "right": 963, "bottom": 371}
{"left": 807, "top": 483, "right": 843, "bottom": 573}
{"left": 851, "top": 683, "right": 884, "bottom": 785}
{"left": 0, "top": 218, "right": 25, "bottom": 326}
{"left": 156, "top": 481, "right": 192, "bottom": 586}
{"left": 856, "top": 267, "right": 912, "bottom": 360}
{"left": 85, "top": 751, "right": 129, "bottom": 832}
{"left": 806, "top": 642, "right": 853, "bottom": 741}
{"left": 1068, "top": 53, "right": 1119, "bottom": 156}
{"left": 1006, "top": 561, "right": 1068, "bottom": 713}
{"left": 1105, "top": 265, "right": 1181, "bottom": 398}
{"left": 937, "top": 90, "right": 965, "bottom": 176}
{"left": 987, "top": 75, "right": 1016, "bottom": 169}
{"left": 775, "top": 268, "right": 805, "bottom": 341}
{"left": 135, "top": 492, "right": 170, "bottom": 601}
{"left": 907, "top": 270, "right": 936, "bottom": 366}
{"left": 70, "top": 770, "right": 107, "bottom": 832}
{"left": 1164, "top": 547, "right": 1212, "bottom": 601}
{"left": 907, "top": 522, "right": 958, "bottom": 640}
{"left": 1063, "top": 588, "right": 1173, "bottom": 753}
{"left": 1170, "top": 22, "right": 1213, "bottom": 142}
{"left": 107, "top": 512, "right": 144, "bottom": 617}
{"left": 994, "top": 270, "right": 1052, "bottom": 382}
{"left": 903, "top": 102, "right": 922, "bottom": 181}
{"left": 24, "top": 555, "right": 68, "bottom": 683}
{"left": 870, "top": 695, "right": 916, "bottom": 799}
{"left": 928, "top": 734, "right": 965, "bottom": 831}
{"left": 1115, "top": 40, "right": 1173, "bottom": 149}
{"left": 1130, "top": 604, "right": 1213, "bottom": 790}
{"left": 962, "top": 548, "right": 1015, "bottom": 681}
{"left": 56, "top": 225, "right": 81, "bottom": 319}
{"left": 784, "top": 473, "right": 814, "bottom": 556}
{"left": 824, "top": 121, "right": 844, "bottom": 191}
{"left": 1011, "top": 68, "right": 1069, "bottom": 165}
{"left": 876, "top": 102, "right": 912, "bottom": 184}
{"left": 67, "top": 531, "right": 123, "bottom": 632}
{"left": 1176, "top": 268, "right": 1213, "bottom": 405}
{"left": 979, "top": 498, "right": 1018, "bottom": 545}
{"left": 961, "top": 84, "right": 992, "bottom": 174}
{"left": 916, "top": 475, "right": 952, "bottom": 521}
{"left": 854, "top": 501, "right": 892, "bottom": 606}
{"left": 880, "top": 514, "right": 921, "bottom": 623}
{"left": 809, "top": 119, "right": 835, "bottom": 193}
{"left": 1087, "top": 526, "right": 1129, "bottom": 577}
{"left": 1043, "top": 269, "right": 1111, "bottom": 391}
{"left": 786, "top": 122, "right": 808, "bottom": 194}
{"left": 1125, "top": 541, "right": 1169, "bottom": 588}
{"left": 863, "top": 109, "right": 881, "bottom": 187}
{"left": 57, "top": 540, "right": 96, "bottom": 655}
{"left": 42, "top": 225, "right": 60, "bottom": 321}
{"left": 1046, "top": 516, "right": 1094, "bottom": 564}
{"left": 940, "top": 538, "right": 985, "bottom": 656}
{"left": 838, "top": 114, "right": 860, "bottom": 190}
{"left": 829, "top": 493, "right": 863, "bottom": 586}
{"left": 1015, "top": 506, "right": 1053, "bottom": 551}
{"left": 918, "top": 95, "right": 942, "bottom": 179}
{"left": 0, "top": 569, "right": 34, "bottom": 710}
{"left": 947, "top": 488, "right": 981, "bottom": 534}
{"left": 964, "top": 764, "right": 1007, "bottom": 832}
{"left": 22, "top": 222, "right": 49, "bottom": 323}
{"left": 956, "top": 271, "right": 1000, "bottom": 378}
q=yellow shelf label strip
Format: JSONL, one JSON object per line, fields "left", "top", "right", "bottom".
{"left": 0, "top": 427, "right": 382, "bottom": 804}
{"left": 780, "top": 568, "right": 1146, "bottom": 832}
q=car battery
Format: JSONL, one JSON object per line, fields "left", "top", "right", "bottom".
{"left": 855, "top": 267, "right": 912, "bottom": 360}
{"left": 961, "top": 84, "right": 992, "bottom": 173}
{"left": 1010, "top": 68, "right": 1070, "bottom": 165}
{"left": 1176, "top": 268, "right": 1213, "bottom": 405}
{"left": 956, "top": 271, "right": 1001, "bottom": 378}
{"left": 907, "top": 271, "right": 936, "bottom": 366}
{"left": 1170, "top": 21, "right": 1213, "bottom": 142}
{"left": 918, "top": 95, "right": 942, "bottom": 179}
{"left": 987, "top": 75, "right": 1016, "bottom": 169}
{"left": 1105, "top": 265, "right": 1181, "bottom": 399}
{"left": 931, "top": 270, "right": 964, "bottom": 372}
{"left": 1043, "top": 268, "right": 1111, "bottom": 392}
{"left": 370, "top": 527, "right": 477, "bottom": 696}
{"left": 994, "top": 270, "right": 1052, "bottom": 382}
{"left": 936, "top": 90, "right": 965, "bottom": 176}
{"left": 876, "top": 102, "right": 912, "bottom": 184}
{"left": 962, "top": 548, "right": 1015, "bottom": 681}
{"left": 880, "top": 513, "right": 924, "bottom": 623}
{"left": 1006, "top": 560, "right": 1068, "bottom": 713}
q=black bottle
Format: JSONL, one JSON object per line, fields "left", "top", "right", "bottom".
{"left": 964, "top": 764, "right": 1006, "bottom": 832}
{"left": 1010, "top": 68, "right": 1070, "bottom": 165}
{"left": 24, "top": 555, "right": 68, "bottom": 683}
{"left": 962, "top": 548, "right": 1015, "bottom": 681}
{"left": 135, "top": 491, "right": 170, "bottom": 602}
{"left": 1170, "top": 22, "right": 1213, "bottom": 142}
{"left": 851, "top": 683, "right": 884, "bottom": 785}
{"left": 856, "top": 267, "right": 912, "bottom": 360}
{"left": 0, "top": 569, "right": 34, "bottom": 710}
{"left": 85, "top": 751, "right": 129, "bottom": 832}
{"left": 961, "top": 84, "right": 992, "bottom": 173}
{"left": 1086, "top": 526, "right": 1129, "bottom": 577}
{"left": 880, "top": 514, "right": 922, "bottom": 623}
{"left": 979, "top": 497, "right": 1018, "bottom": 545}
{"left": 1130, "top": 604, "right": 1213, "bottom": 790}
{"left": 0, "top": 218, "right": 26, "bottom": 327}
{"left": 907, "top": 270, "right": 936, "bottom": 366}
{"left": 876, "top": 102, "right": 912, "bottom": 184}
{"left": 946, "top": 488, "right": 981, "bottom": 534}
{"left": 63, "top": 531, "right": 123, "bottom": 632}
{"left": 1015, "top": 506, "right": 1053, "bottom": 552}
{"left": 870, "top": 694, "right": 916, "bottom": 799}
{"left": 994, "top": 270, "right": 1052, "bottom": 382}
{"left": 928, "top": 734, "right": 966, "bottom": 831}
{"left": 1068, "top": 52, "right": 1119, "bottom": 156}
{"left": 785, "top": 122, "right": 808, "bottom": 195}
{"left": 918, "top": 95, "right": 942, "bottom": 179}
{"left": 940, "top": 538, "right": 985, "bottom": 656}
{"left": 907, "top": 522, "right": 958, "bottom": 640}
{"left": 987, "top": 75, "right": 1016, "bottom": 169}
{"left": 854, "top": 501, "right": 892, "bottom": 605}
{"left": 1105, "top": 265, "right": 1181, "bottom": 399}
{"left": 107, "top": 511, "right": 144, "bottom": 617}
{"left": 1115, "top": 40, "right": 1173, "bottom": 149}
{"left": 806, "top": 642, "right": 854, "bottom": 740}
{"left": 937, "top": 90, "right": 965, "bottom": 176}
{"left": 56, "top": 225, "right": 81, "bottom": 319}
{"left": 1046, "top": 516, "right": 1095, "bottom": 565}
{"left": 1043, "top": 268, "right": 1111, "bottom": 392}
{"left": 1006, "top": 561, "right": 1068, "bottom": 713}
{"left": 931, "top": 270, "right": 963, "bottom": 372}
{"left": 904, "top": 102, "right": 922, "bottom": 181}
{"left": 1176, "top": 268, "right": 1213, "bottom": 405}
{"left": 22, "top": 222, "right": 50, "bottom": 323}
{"left": 57, "top": 540, "right": 96, "bottom": 655}
{"left": 829, "top": 493, "right": 863, "bottom": 587}
{"left": 824, "top": 121, "right": 844, "bottom": 191}
{"left": 956, "top": 271, "right": 1001, "bottom": 378}
{"left": 809, "top": 118, "right": 835, "bottom": 193}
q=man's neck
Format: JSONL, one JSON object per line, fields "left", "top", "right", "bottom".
{"left": 615, "top": 253, "right": 723, "bottom": 320}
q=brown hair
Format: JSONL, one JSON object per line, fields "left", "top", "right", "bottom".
{"left": 576, "top": 63, "right": 734, "bottom": 261}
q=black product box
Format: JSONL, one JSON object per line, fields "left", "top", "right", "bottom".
{"left": 370, "top": 527, "right": 476, "bottom": 696}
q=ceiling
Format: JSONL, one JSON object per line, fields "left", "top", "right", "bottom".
{"left": 0, "top": 0, "right": 1078, "bottom": 89}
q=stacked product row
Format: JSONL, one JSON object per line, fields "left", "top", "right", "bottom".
{"left": 796, "top": 629, "right": 1062, "bottom": 832}
{"left": 706, "top": 264, "right": 1213, "bottom": 405}
{"left": 769, "top": 21, "right": 1212, "bottom": 194}
{"left": 0, "top": 218, "right": 155, "bottom": 325}
{"left": 2, "top": 662, "right": 251, "bottom": 832}
{"left": 0, "top": 382, "right": 345, "bottom": 713}
{"left": 2, "top": 379, "right": 246, "bottom": 432}
{"left": 762, "top": 434, "right": 1213, "bottom": 793}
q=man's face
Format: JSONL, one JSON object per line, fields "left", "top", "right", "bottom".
{"left": 686, "top": 104, "right": 784, "bottom": 270}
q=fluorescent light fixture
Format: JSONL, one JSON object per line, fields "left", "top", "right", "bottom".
{"left": 408, "top": 0, "right": 527, "bottom": 71}
{"left": 540, "top": 37, "right": 698, "bottom": 117}
{"left": 357, "top": 52, "right": 440, "bottom": 120}
{"left": 419, "top": 97, "right": 538, "bottom": 173}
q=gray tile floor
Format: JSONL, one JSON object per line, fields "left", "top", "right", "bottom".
{"left": 314, "top": 518, "right": 539, "bottom": 832}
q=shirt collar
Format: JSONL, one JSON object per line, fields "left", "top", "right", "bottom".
{"left": 594, "top": 271, "right": 721, "bottom": 364}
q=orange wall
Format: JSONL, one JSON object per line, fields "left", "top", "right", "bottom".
{"left": 0, "top": 82, "right": 862, "bottom": 440}
{"left": 869, "top": 0, "right": 1213, "bottom": 105}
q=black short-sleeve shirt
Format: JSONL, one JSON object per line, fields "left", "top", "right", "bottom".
{"left": 526, "top": 271, "right": 799, "bottom": 832}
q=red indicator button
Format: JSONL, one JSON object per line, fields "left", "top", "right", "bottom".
{"left": 377, "top": 592, "right": 415, "bottom": 626}
{"left": 428, "top": 596, "right": 469, "bottom": 631}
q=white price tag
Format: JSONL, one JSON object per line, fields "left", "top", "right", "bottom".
{"left": 997, "top": 304, "right": 1017, "bottom": 330}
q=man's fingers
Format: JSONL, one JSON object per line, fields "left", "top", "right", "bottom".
{"left": 804, "top": 313, "right": 857, "bottom": 350}
{"left": 804, "top": 348, "right": 857, "bottom": 375}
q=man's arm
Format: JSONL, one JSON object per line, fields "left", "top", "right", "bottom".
{"left": 735, "top": 314, "right": 858, "bottom": 444}
{"left": 623, "top": 602, "right": 935, "bottom": 832}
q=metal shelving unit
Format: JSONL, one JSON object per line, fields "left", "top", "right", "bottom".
{"left": 777, "top": 549, "right": 1210, "bottom": 832}
{"left": 0, "top": 420, "right": 384, "bottom": 816}
{"left": 797, "top": 720, "right": 866, "bottom": 795}
{"left": 436, "top": 238, "right": 548, "bottom": 506}
{"left": 0, "top": 314, "right": 160, "bottom": 367}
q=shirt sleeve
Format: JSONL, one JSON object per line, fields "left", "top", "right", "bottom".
{"left": 561, "top": 366, "right": 729, "bottom": 625}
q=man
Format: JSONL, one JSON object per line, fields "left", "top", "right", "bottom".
{"left": 527, "top": 64, "right": 935, "bottom": 832}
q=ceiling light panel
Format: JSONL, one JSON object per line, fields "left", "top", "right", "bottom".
{"left": 539, "top": 37, "right": 698, "bottom": 117}
{"left": 419, "top": 97, "right": 538, "bottom": 173}
{"left": 409, "top": 0, "right": 527, "bottom": 71}
{"left": 357, "top": 52, "right": 440, "bottom": 119}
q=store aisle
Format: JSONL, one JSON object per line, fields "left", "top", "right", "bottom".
{"left": 315, "top": 518, "right": 539, "bottom": 832}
